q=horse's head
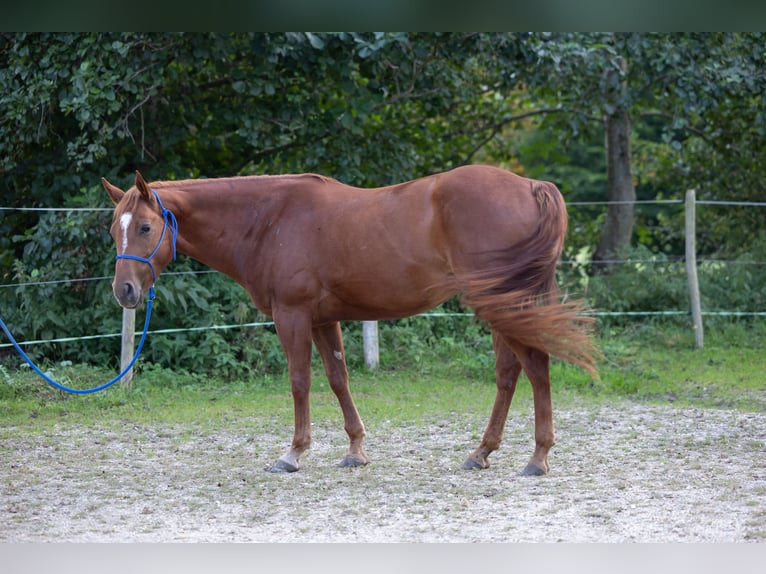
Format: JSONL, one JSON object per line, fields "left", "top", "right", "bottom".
{"left": 103, "top": 171, "right": 177, "bottom": 309}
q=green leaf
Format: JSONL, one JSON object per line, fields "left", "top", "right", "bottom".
{"left": 306, "top": 33, "right": 325, "bottom": 50}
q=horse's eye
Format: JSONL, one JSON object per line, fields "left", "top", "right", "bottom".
{"left": 140, "top": 224, "right": 151, "bottom": 234}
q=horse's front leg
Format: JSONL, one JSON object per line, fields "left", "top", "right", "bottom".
{"left": 313, "top": 322, "right": 370, "bottom": 468}
{"left": 270, "top": 308, "right": 314, "bottom": 473}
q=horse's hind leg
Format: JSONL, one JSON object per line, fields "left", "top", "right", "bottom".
{"left": 313, "top": 322, "right": 370, "bottom": 468}
{"left": 462, "top": 330, "right": 522, "bottom": 470}
{"left": 513, "top": 344, "right": 554, "bottom": 476}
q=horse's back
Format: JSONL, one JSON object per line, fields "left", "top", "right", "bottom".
{"left": 307, "top": 164, "right": 563, "bottom": 282}
{"left": 244, "top": 165, "right": 565, "bottom": 321}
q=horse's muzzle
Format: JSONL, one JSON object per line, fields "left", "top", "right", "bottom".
{"left": 114, "top": 280, "right": 143, "bottom": 309}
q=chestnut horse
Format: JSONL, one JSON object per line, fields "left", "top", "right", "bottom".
{"left": 103, "top": 165, "right": 597, "bottom": 475}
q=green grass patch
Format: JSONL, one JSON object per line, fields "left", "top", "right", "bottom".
{"left": 0, "top": 361, "right": 502, "bottom": 431}
{"left": 1, "top": 322, "right": 764, "bottom": 430}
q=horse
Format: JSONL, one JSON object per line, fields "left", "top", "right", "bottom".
{"left": 102, "top": 165, "right": 598, "bottom": 475}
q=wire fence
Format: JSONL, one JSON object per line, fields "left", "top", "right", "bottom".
{"left": 1, "top": 195, "right": 765, "bottom": 353}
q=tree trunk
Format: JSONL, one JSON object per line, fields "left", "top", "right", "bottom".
{"left": 591, "top": 108, "right": 635, "bottom": 273}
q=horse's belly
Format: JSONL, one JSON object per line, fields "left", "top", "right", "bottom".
{"left": 316, "top": 265, "right": 454, "bottom": 322}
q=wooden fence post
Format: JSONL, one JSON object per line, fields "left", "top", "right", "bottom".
{"left": 685, "top": 189, "right": 704, "bottom": 349}
{"left": 120, "top": 307, "right": 135, "bottom": 388}
{"left": 362, "top": 320, "right": 379, "bottom": 370}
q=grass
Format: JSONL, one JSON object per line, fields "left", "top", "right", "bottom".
{"left": 0, "top": 321, "right": 764, "bottom": 430}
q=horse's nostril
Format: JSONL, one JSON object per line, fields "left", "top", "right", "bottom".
{"left": 116, "top": 281, "right": 140, "bottom": 306}
{"left": 114, "top": 281, "right": 143, "bottom": 309}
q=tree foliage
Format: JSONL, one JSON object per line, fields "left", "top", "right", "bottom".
{"left": 1, "top": 32, "right": 765, "bottom": 372}
{"left": 2, "top": 33, "right": 519, "bottom": 195}
{"left": 496, "top": 32, "right": 766, "bottom": 259}
{"left": 0, "top": 32, "right": 522, "bottom": 370}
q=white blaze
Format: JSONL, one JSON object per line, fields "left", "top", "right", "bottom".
{"left": 119, "top": 212, "right": 132, "bottom": 254}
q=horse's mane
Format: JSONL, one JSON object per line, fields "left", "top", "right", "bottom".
{"left": 150, "top": 173, "right": 336, "bottom": 189}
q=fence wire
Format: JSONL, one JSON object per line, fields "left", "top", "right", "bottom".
{"left": 1, "top": 198, "right": 765, "bottom": 349}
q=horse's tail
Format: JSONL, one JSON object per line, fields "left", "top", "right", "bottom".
{"left": 459, "top": 181, "right": 600, "bottom": 377}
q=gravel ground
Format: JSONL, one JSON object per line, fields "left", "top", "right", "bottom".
{"left": 2, "top": 401, "right": 764, "bottom": 542}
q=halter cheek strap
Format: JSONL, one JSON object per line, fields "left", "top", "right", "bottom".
{"left": 115, "top": 190, "right": 179, "bottom": 298}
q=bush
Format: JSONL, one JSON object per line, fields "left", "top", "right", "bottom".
{"left": 698, "top": 235, "right": 766, "bottom": 314}
{"left": 2, "top": 194, "right": 118, "bottom": 367}
{"left": 585, "top": 244, "right": 689, "bottom": 325}
{"left": 581, "top": 237, "right": 766, "bottom": 329}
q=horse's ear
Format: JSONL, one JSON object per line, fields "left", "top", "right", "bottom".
{"left": 102, "top": 178, "right": 125, "bottom": 205}
{"left": 135, "top": 171, "right": 152, "bottom": 200}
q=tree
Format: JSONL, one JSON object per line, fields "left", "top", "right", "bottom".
{"left": 481, "top": 33, "right": 766, "bottom": 268}
{"left": 2, "top": 33, "right": 523, "bottom": 198}
{"left": 0, "top": 33, "right": 504, "bottom": 261}
{"left": 0, "top": 32, "right": 526, "bottom": 367}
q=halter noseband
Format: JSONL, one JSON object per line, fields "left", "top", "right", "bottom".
{"left": 115, "top": 189, "right": 178, "bottom": 299}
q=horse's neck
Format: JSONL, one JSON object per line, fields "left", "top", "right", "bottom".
{"left": 160, "top": 180, "right": 282, "bottom": 282}
{"left": 160, "top": 184, "right": 268, "bottom": 283}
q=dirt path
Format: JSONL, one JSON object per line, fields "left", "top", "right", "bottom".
{"left": 2, "top": 401, "right": 764, "bottom": 542}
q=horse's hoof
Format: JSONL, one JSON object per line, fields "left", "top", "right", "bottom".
{"left": 339, "top": 454, "right": 369, "bottom": 468}
{"left": 461, "top": 457, "right": 489, "bottom": 470}
{"left": 520, "top": 462, "right": 547, "bottom": 476}
{"left": 269, "top": 459, "right": 299, "bottom": 473}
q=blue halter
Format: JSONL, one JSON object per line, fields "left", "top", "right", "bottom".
{"left": 115, "top": 189, "right": 179, "bottom": 296}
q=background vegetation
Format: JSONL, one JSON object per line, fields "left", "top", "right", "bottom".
{"left": 1, "top": 33, "right": 765, "bottom": 379}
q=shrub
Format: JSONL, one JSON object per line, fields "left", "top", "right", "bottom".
{"left": 585, "top": 244, "right": 689, "bottom": 326}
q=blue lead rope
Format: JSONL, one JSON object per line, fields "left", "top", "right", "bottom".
{"left": 0, "top": 287, "right": 155, "bottom": 394}
{"left": 1, "top": 188, "right": 176, "bottom": 395}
